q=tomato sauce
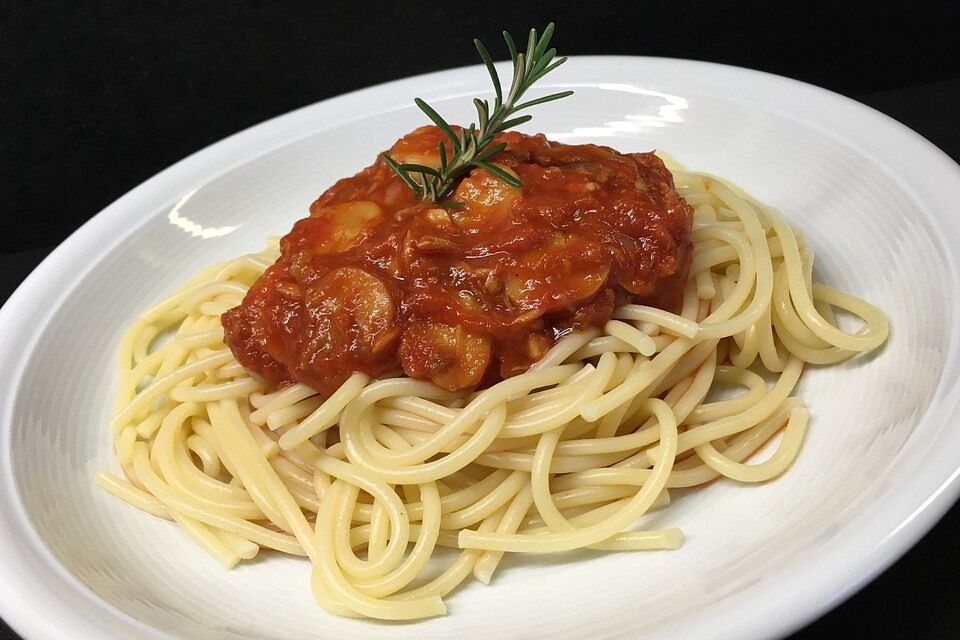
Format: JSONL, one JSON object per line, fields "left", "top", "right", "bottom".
{"left": 221, "top": 127, "right": 693, "bottom": 394}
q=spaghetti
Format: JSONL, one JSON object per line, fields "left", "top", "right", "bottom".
{"left": 97, "top": 165, "right": 888, "bottom": 620}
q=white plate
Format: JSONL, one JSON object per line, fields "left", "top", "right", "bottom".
{"left": 2, "top": 57, "right": 959, "bottom": 640}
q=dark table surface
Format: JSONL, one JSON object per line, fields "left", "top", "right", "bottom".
{"left": 3, "top": 2, "right": 959, "bottom": 638}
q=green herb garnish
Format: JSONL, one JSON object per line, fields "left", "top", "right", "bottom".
{"left": 382, "top": 22, "right": 572, "bottom": 204}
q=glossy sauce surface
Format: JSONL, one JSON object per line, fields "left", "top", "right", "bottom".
{"left": 222, "top": 127, "right": 693, "bottom": 394}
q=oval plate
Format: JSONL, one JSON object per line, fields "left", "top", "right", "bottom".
{"left": 1, "top": 57, "right": 959, "bottom": 640}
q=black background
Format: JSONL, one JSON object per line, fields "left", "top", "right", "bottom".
{"left": 3, "top": 1, "right": 959, "bottom": 638}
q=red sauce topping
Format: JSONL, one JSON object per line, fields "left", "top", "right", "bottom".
{"left": 222, "top": 127, "right": 693, "bottom": 394}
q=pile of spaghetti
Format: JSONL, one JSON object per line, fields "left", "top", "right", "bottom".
{"left": 97, "top": 168, "right": 888, "bottom": 620}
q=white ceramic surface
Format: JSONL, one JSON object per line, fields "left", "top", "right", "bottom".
{"left": 1, "top": 57, "right": 959, "bottom": 640}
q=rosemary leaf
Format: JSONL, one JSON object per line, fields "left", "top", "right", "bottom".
{"left": 472, "top": 161, "right": 522, "bottom": 187}
{"left": 398, "top": 163, "right": 442, "bottom": 178}
{"left": 474, "top": 98, "right": 489, "bottom": 132}
{"left": 514, "top": 90, "right": 574, "bottom": 112}
{"left": 474, "top": 142, "right": 508, "bottom": 162}
{"left": 438, "top": 141, "right": 448, "bottom": 172}
{"left": 534, "top": 23, "right": 555, "bottom": 59}
{"left": 524, "top": 28, "right": 538, "bottom": 74}
{"left": 474, "top": 39, "right": 502, "bottom": 106}
{"left": 496, "top": 114, "right": 533, "bottom": 132}
{"left": 503, "top": 31, "right": 518, "bottom": 65}
{"left": 414, "top": 98, "right": 460, "bottom": 151}
{"left": 381, "top": 153, "right": 420, "bottom": 192}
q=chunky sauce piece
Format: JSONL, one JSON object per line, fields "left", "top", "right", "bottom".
{"left": 222, "top": 127, "right": 693, "bottom": 394}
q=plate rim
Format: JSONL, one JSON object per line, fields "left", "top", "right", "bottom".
{"left": 2, "top": 55, "right": 960, "bottom": 640}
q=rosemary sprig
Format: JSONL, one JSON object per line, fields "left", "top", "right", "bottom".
{"left": 382, "top": 22, "right": 572, "bottom": 204}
